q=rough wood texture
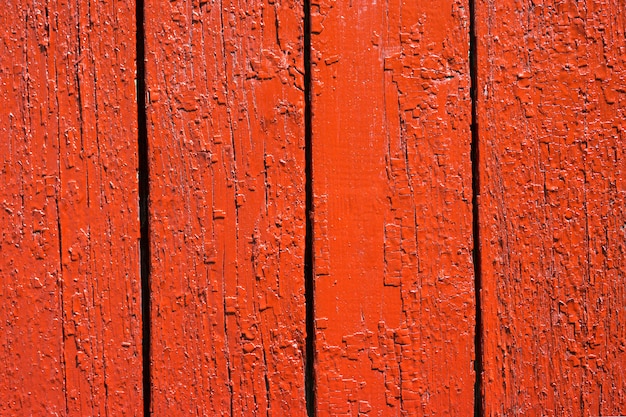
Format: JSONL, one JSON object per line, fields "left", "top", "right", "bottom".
{"left": 476, "top": 0, "right": 626, "bottom": 414}
{"left": 143, "top": 0, "right": 307, "bottom": 414}
{"left": 310, "top": 1, "right": 475, "bottom": 414}
{"left": 0, "top": 0, "right": 143, "bottom": 415}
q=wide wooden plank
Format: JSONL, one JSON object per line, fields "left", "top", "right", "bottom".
{"left": 0, "top": 0, "right": 143, "bottom": 415}
{"left": 143, "top": 0, "right": 307, "bottom": 414}
{"left": 476, "top": 0, "right": 626, "bottom": 414}
{"left": 310, "top": 1, "right": 475, "bottom": 414}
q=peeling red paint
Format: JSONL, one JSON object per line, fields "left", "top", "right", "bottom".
{"left": 143, "top": 0, "right": 307, "bottom": 415}
{"left": 0, "top": 0, "right": 143, "bottom": 415}
{"left": 476, "top": 0, "right": 626, "bottom": 415}
{"left": 3, "top": 1, "right": 626, "bottom": 415}
{"left": 310, "top": 0, "right": 476, "bottom": 415}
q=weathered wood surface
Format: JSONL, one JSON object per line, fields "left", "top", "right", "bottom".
{"left": 310, "top": 1, "right": 476, "bottom": 414}
{"left": 476, "top": 0, "right": 626, "bottom": 415}
{"left": 143, "top": 0, "right": 307, "bottom": 414}
{"left": 4, "top": 1, "right": 626, "bottom": 415}
{"left": 0, "top": 0, "right": 143, "bottom": 415}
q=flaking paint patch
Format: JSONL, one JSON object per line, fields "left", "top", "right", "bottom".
{"left": 311, "top": 0, "right": 475, "bottom": 415}
{"left": 0, "top": 0, "right": 143, "bottom": 414}
{"left": 144, "top": 0, "right": 307, "bottom": 415}
{"left": 477, "top": 0, "right": 626, "bottom": 414}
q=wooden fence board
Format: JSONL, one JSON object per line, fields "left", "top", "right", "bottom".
{"left": 310, "top": 1, "right": 475, "bottom": 414}
{"left": 143, "top": 0, "right": 307, "bottom": 414}
{"left": 4, "top": 1, "right": 626, "bottom": 414}
{"left": 0, "top": 0, "right": 143, "bottom": 415}
{"left": 476, "top": 1, "right": 626, "bottom": 414}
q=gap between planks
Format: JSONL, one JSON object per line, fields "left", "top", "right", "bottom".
{"left": 303, "top": 0, "right": 315, "bottom": 414}
{"left": 136, "top": 0, "right": 152, "bottom": 414}
{"left": 469, "top": 0, "right": 483, "bottom": 415}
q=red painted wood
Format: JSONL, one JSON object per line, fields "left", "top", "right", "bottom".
{"left": 476, "top": 1, "right": 626, "bottom": 414}
{"left": 4, "top": 2, "right": 626, "bottom": 414}
{"left": 143, "top": 0, "right": 307, "bottom": 414}
{"left": 310, "top": 1, "right": 475, "bottom": 415}
{"left": 0, "top": 1, "right": 143, "bottom": 415}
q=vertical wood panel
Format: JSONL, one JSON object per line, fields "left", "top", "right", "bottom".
{"left": 310, "top": 1, "right": 475, "bottom": 414}
{"left": 144, "top": 0, "right": 307, "bottom": 414}
{"left": 476, "top": 0, "right": 626, "bottom": 414}
{"left": 0, "top": 0, "right": 143, "bottom": 415}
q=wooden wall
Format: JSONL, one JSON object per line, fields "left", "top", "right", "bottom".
{"left": 1, "top": 0, "right": 625, "bottom": 415}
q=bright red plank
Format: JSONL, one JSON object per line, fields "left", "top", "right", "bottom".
{"left": 144, "top": 0, "right": 307, "bottom": 414}
{"left": 310, "top": 0, "right": 476, "bottom": 414}
{"left": 476, "top": 0, "right": 626, "bottom": 414}
{"left": 0, "top": 0, "right": 143, "bottom": 415}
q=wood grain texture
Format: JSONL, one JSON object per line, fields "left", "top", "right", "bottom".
{"left": 0, "top": 0, "right": 143, "bottom": 415}
{"left": 143, "top": 0, "right": 306, "bottom": 415}
{"left": 476, "top": 0, "right": 626, "bottom": 415}
{"left": 310, "top": 1, "right": 475, "bottom": 415}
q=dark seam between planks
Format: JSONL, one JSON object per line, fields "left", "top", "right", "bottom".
{"left": 303, "top": 0, "right": 315, "bottom": 414}
{"left": 136, "top": 0, "right": 151, "bottom": 414}
{"left": 469, "top": 0, "right": 483, "bottom": 415}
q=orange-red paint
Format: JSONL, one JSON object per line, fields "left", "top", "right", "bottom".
{"left": 3, "top": 1, "right": 626, "bottom": 415}
{"left": 476, "top": 0, "right": 626, "bottom": 414}
{"left": 0, "top": 1, "right": 143, "bottom": 415}
{"left": 310, "top": 0, "right": 476, "bottom": 414}
{"left": 143, "top": 0, "right": 307, "bottom": 415}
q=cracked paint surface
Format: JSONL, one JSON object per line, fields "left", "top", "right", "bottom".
{"left": 476, "top": 0, "right": 626, "bottom": 415}
{"left": 310, "top": 0, "right": 475, "bottom": 415}
{"left": 0, "top": 0, "right": 143, "bottom": 415}
{"left": 4, "top": 0, "right": 626, "bottom": 415}
{"left": 144, "top": 0, "right": 307, "bottom": 415}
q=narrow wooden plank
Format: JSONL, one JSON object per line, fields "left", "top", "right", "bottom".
{"left": 0, "top": 0, "right": 143, "bottom": 415}
{"left": 143, "top": 0, "right": 307, "bottom": 414}
{"left": 476, "top": 1, "right": 626, "bottom": 414}
{"left": 310, "top": 1, "right": 475, "bottom": 414}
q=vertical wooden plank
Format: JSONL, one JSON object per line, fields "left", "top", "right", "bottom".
{"left": 476, "top": 0, "right": 626, "bottom": 414}
{"left": 310, "top": 1, "right": 475, "bottom": 415}
{"left": 0, "top": 0, "right": 143, "bottom": 415}
{"left": 144, "top": 0, "right": 306, "bottom": 414}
